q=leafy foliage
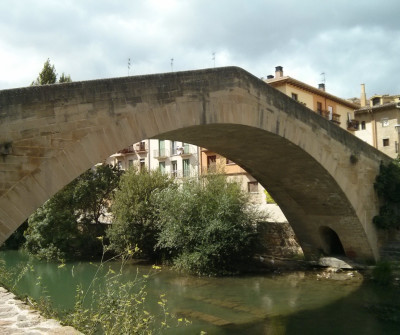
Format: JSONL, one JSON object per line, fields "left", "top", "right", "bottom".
{"left": 0, "top": 248, "right": 187, "bottom": 334}
{"left": 153, "top": 174, "right": 262, "bottom": 276}
{"left": 65, "top": 246, "right": 186, "bottom": 334}
{"left": 24, "top": 165, "right": 121, "bottom": 261}
{"left": 373, "top": 159, "right": 400, "bottom": 229}
{"left": 372, "top": 261, "right": 393, "bottom": 286}
{"left": 2, "top": 220, "right": 28, "bottom": 250}
{"left": 107, "top": 168, "right": 174, "bottom": 259}
{"left": 31, "top": 58, "right": 72, "bottom": 85}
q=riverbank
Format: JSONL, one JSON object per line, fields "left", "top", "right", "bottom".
{"left": 0, "top": 286, "right": 81, "bottom": 335}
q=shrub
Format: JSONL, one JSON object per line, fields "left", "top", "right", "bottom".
{"left": 107, "top": 168, "right": 173, "bottom": 259}
{"left": 373, "top": 159, "right": 400, "bottom": 230}
{"left": 154, "top": 174, "right": 262, "bottom": 275}
{"left": 24, "top": 164, "right": 121, "bottom": 261}
{"left": 372, "top": 261, "right": 393, "bottom": 286}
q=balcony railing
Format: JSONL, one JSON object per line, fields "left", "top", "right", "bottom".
{"left": 153, "top": 148, "right": 170, "bottom": 159}
{"left": 317, "top": 110, "right": 341, "bottom": 125}
{"left": 168, "top": 169, "right": 198, "bottom": 178}
{"left": 117, "top": 145, "right": 134, "bottom": 155}
{"left": 135, "top": 142, "right": 147, "bottom": 153}
{"left": 347, "top": 119, "right": 359, "bottom": 131}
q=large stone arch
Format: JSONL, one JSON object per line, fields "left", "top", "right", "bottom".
{"left": 0, "top": 67, "right": 391, "bottom": 261}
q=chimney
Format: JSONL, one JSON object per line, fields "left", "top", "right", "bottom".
{"left": 360, "top": 84, "right": 367, "bottom": 107}
{"left": 266, "top": 75, "right": 274, "bottom": 79}
{"left": 275, "top": 66, "right": 283, "bottom": 78}
{"left": 318, "top": 83, "right": 325, "bottom": 91}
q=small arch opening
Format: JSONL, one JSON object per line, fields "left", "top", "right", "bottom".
{"left": 319, "top": 226, "right": 345, "bottom": 256}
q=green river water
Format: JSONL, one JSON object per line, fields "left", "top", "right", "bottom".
{"left": 1, "top": 249, "right": 399, "bottom": 334}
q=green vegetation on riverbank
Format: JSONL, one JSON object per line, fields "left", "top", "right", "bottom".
{"left": 373, "top": 158, "right": 400, "bottom": 229}
{"left": 5, "top": 165, "right": 264, "bottom": 276}
{"left": 23, "top": 164, "right": 121, "bottom": 261}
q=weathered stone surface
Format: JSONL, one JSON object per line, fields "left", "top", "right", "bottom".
{"left": 0, "top": 286, "right": 82, "bottom": 335}
{"left": 0, "top": 67, "right": 392, "bottom": 261}
{"left": 318, "top": 257, "right": 359, "bottom": 269}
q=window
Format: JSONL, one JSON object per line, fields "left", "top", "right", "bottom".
{"left": 396, "top": 141, "right": 399, "bottom": 154}
{"left": 361, "top": 121, "right": 366, "bottom": 130}
{"left": 128, "top": 160, "right": 133, "bottom": 168}
{"left": 183, "top": 159, "right": 190, "bottom": 177}
{"left": 248, "top": 181, "right": 258, "bottom": 193}
{"left": 226, "top": 158, "right": 234, "bottom": 165}
{"left": 291, "top": 93, "right": 298, "bottom": 101}
{"left": 171, "top": 141, "right": 178, "bottom": 155}
{"left": 327, "top": 106, "right": 333, "bottom": 120}
{"left": 372, "top": 97, "right": 381, "bottom": 106}
{"left": 207, "top": 155, "right": 217, "bottom": 171}
{"left": 317, "top": 102, "right": 323, "bottom": 114}
{"left": 159, "top": 161, "right": 165, "bottom": 174}
{"left": 158, "top": 139, "right": 165, "bottom": 156}
{"left": 381, "top": 118, "right": 389, "bottom": 127}
{"left": 171, "top": 160, "right": 177, "bottom": 177}
{"left": 138, "top": 141, "right": 146, "bottom": 151}
{"left": 140, "top": 158, "right": 145, "bottom": 171}
{"left": 183, "top": 142, "right": 190, "bottom": 154}
{"left": 383, "top": 138, "right": 390, "bottom": 147}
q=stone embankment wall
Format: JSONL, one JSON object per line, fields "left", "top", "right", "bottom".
{"left": 257, "top": 204, "right": 303, "bottom": 258}
{"left": 0, "top": 287, "right": 81, "bottom": 334}
{"left": 258, "top": 221, "right": 303, "bottom": 258}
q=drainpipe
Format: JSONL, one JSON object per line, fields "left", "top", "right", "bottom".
{"left": 371, "top": 111, "right": 378, "bottom": 149}
{"left": 148, "top": 139, "right": 151, "bottom": 170}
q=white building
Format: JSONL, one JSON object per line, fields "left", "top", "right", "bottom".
{"left": 105, "top": 139, "right": 200, "bottom": 178}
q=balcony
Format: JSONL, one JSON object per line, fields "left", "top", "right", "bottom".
{"left": 135, "top": 142, "right": 147, "bottom": 153}
{"left": 179, "top": 145, "right": 195, "bottom": 157}
{"left": 318, "top": 110, "right": 341, "bottom": 125}
{"left": 347, "top": 119, "right": 360, "bottom": 131}
{"left": 116, "top": 145, "right": 134, "bottom": 155}
{"left": 153, "top": 148, "right": 170, "bottom": 159}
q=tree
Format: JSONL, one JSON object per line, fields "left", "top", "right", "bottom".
{"left": 107, "top": 168, "right": 174, "bottom": 259}
{"left": 59, "top": 72, "right": 72, "bottom": 83}
{"left": 153, "top": 174, "right": 262, "bottom": 276}
{"left": 31, "top": 58, "right": 71, "bottom": 85}
{"left": 24, "top": 164, "right": 121, "bottom": 261}
{"left": 373, "top": 158, "right": 400, "bottom": 229}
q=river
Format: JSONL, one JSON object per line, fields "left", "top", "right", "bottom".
{"left": 0, "top": 249, "right": 399, "bottom": 334}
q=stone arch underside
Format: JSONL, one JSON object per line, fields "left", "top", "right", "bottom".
{"left": 0, "top": 66, "right": 391, "bottom": 261}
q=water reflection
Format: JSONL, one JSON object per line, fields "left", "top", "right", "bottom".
{"left": 1, "top": 250, "right": 398, "bottom": 334}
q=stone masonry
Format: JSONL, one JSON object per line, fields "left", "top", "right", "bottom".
{"left": 0, "top": 66, "right": 393, "bottom": 261}
{"left": 0, "top": 286, "right": 81, "bottom": 334}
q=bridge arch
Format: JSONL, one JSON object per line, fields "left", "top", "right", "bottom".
{"left": 0, "top": 67, "right": 390, "bottom": 261}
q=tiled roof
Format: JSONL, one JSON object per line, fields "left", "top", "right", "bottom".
{"left": 355, "top": 101, "right": 400, "bottom": 114}
{"left": 266, "top": 76, "right": 360, "bottom": 109}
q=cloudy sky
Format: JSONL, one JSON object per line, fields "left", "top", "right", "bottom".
{"left": 0, "top": 0, "right": 399, "bottom": 99}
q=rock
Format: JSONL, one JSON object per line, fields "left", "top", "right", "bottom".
{"left": 318, "top": 257, "right": 356, "bottom": 269}
{"left": 0, "top": 286, "right": 83, "bottom": 334}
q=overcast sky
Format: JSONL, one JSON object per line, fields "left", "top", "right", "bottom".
{"left": 1, "top": 0, "right": 399, "bottom": 99}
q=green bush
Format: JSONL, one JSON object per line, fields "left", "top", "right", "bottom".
{"left": 372, "top": 261, "right": 393, "bottom": 286}
{"left": 24, "top": 164, "right": 121, "bottom": 261}
{"left": 373, "top": 159, "right": 400, "bottom": 229}
{"left": 107, "top": 167, "right": 173, "bottom": 259}
{"left": 153, "top": 174, "right": 262, "bottom": 276}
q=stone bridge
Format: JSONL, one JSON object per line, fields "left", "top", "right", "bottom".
{"left": 0, "top": 67, "right": 391, "bottom": 261}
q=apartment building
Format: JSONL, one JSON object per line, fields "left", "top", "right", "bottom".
{"left": 200, "top": 149, "right": 268, "bottom": 205}
{"left": 351, "top": 85, "right": 400, "bottom": 158}
{"left": 265, "top": 66, "right": 360, "bottom": 130}
{"left": 106, "top": 139, "right": 199, "bottom": 177}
